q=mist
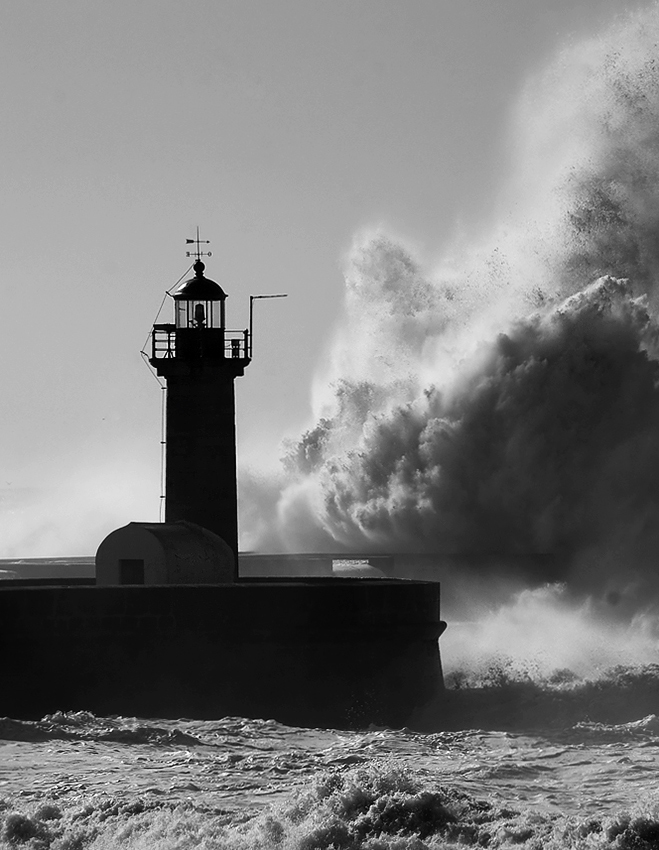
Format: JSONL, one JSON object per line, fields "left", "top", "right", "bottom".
{"left": 0, "top": 453, "right": 157, "bottom": 560}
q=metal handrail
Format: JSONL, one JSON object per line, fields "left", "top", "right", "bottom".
{"left": 152, "top": 325, "right": 176, "bottom": 360}
{"left": 151, "top": 326, "right": 250, "bottom": 360}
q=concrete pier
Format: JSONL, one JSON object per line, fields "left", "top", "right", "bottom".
{"left": 0, "top": 579, "right": 445, "bottom": 729}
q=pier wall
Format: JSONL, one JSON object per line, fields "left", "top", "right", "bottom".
{"left": 0, "top": 580, "right": 445, "bottom": 729}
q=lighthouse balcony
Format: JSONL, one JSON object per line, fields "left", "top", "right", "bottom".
{"left": 151, "top": 324, "right": 250, "bottom": 362}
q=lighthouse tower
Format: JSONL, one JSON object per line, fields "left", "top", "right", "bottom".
{"left": 149, "top": 246, "right": 250, "bottom": 563}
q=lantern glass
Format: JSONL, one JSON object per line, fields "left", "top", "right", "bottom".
{"left": 175, "top": 300, "right": 221, "bottom": 329}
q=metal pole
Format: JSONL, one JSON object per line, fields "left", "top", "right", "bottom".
{"left": 248, "top": 293, "right": 287, "bottom": 359}
{"left": 249, "top": 295, "right": 254, "bottom": 359}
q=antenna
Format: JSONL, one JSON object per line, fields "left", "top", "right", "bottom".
{"left": 249, "top": 293, "right": 288, "bottom": 358}
{"left": 185, "top": 226, "right": 212, "bottom": 261}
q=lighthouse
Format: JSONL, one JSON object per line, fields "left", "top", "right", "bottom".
{"left": 149, "top": 252, "right": 249, "bottom": 563}
{"left": 94, "top": 235, "right": 279, "bottom": 586}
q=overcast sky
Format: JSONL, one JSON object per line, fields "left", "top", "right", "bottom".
{"left": 0, "top": 0, "right": 649, "bottom": 555}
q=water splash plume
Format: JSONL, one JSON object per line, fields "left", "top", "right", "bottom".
{"left": 238, "top": 5, "right": 659, "bottom": 686}
{"left": 248, "top": 5, "right": 659, "bottom": 606}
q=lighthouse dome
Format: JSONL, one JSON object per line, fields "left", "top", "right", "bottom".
{"left": 173, "top": 260, "right": 227, "bottom": 301}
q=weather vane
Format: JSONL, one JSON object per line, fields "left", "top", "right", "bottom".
{"left": 185, "top": 226, "right": 212, "bottom": 260}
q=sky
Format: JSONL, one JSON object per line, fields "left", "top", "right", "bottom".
{"left": 0, "top": 0, "right": 650, "bottom": 556}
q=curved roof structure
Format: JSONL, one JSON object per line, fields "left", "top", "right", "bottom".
{"left": 96, "top": 520, "right": 236, "bottom": 585}
{"left": 173, "top": 260, "right": 227, "bottom": 301}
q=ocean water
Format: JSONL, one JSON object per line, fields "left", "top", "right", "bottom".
{"left": 3, "top": 669, "right": 659, "bottom": 850}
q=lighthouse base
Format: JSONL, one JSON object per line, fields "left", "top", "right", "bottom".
{"left": 0, "top": 579, "right": 445, "bottom": 729}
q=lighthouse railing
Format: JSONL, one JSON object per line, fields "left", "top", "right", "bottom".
{"left": 225, "top": 329, "right": 250, "bottom": 359}
{"left": 151, "top": 325, "right": 250, "bottom": 361}
{"left": 152, "top": 324, "right": 176, "bottom": 359}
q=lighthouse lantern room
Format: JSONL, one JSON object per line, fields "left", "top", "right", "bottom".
{"left": 174, "top": 265, "right": 225, "bottom": 329}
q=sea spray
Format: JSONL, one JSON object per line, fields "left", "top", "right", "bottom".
{"left": 245, "top": 4, "right": 659, "bottom": 607}
{"left": 235, "top": 5, "right": 659, "bottom": 694}
{"left": 277, "top": 275, "right": 659, "bottom": 572}
{"left": 443, "top": 583, "right": 659, "bottom": 682}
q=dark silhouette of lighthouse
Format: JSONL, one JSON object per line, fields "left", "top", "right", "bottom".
{"left": 149, "top": 236, "right": 250, "bottom": 562}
